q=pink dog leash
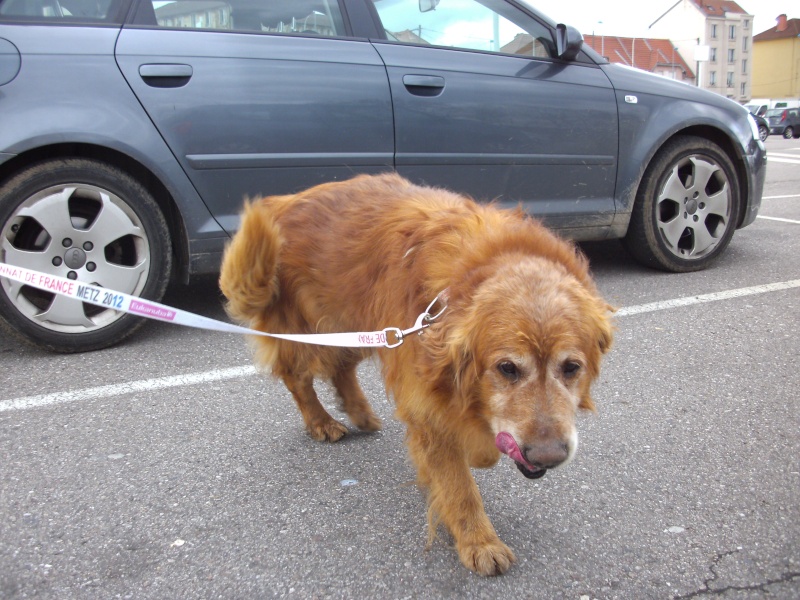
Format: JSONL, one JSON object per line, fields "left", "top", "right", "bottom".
{"left": 0, "top": 263, "right": 447, "bottom": 349}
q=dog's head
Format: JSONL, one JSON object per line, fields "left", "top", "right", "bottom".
{"left": 424, "top": 255, "right": 613, "bottom": 479}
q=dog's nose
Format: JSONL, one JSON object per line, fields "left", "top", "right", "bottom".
{"left": 523, "top": 441, "right": 570, "bottom": 469}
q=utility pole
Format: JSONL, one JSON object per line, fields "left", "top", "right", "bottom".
{"left": 696, "top": 37, "right": 700, "bottom": 87}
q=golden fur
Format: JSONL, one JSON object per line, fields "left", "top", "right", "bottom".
{"left": 219, "top": 173, "right": 613, "bottom": 575}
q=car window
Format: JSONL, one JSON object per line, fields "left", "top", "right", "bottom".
{"left": 370, "top": 0, "right": 555, "bottom": 58}
{"left": 130, "top": 0, "right": 346, "bottom": 36}
{"left": 0, "top": 0, "right": 127, "bottom": 22}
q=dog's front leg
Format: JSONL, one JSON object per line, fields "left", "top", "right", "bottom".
{"left": 407, "top": 425, "right": 516, "bottom": 576}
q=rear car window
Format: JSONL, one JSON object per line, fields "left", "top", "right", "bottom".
{"left": 131, "top": 0, "right": 346, "bottom": 36}
{"left": 0, "top": 0, "right": 127, "bottom": 22}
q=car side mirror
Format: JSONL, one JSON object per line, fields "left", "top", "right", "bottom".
{"left": 556, "top": 24, "right": 583, "bottom": 61}
{"left": 419, "top": 0, "right": 439, "bottom": 12}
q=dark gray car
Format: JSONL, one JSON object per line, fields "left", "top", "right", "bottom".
{"left": 0, "top": 0, "right": 767, "bottom": 352}
{"left": 766, "top": 107, "right": 800, "bottom": 139}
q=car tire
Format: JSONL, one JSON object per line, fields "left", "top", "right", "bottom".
{"left": 758, "top": 124, "right": 769, "bottom": 142}
{"left": 0, "top": 158, "right": 172, "bottom": 352}
{"left": 783, "top": 126, "right": 794, "bottom": 139}
{"left": 622, "top": 135, "right": 740, "bottom": 273}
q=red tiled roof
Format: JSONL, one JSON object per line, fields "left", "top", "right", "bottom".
{"left": 391, "top": 29, "right": 430, "bottom": 44}
{"left": 583, "top": 35, "right": 695, "bottom": 78}
{"left": 688, "top": 0, "right": 749, "bottom": 17}
{"left": 754, "top": 18, "right": 800, "bottom": 41}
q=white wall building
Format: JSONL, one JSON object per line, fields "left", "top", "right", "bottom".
{"left": 649, "top": 0, "right": 755, "bottom": 102}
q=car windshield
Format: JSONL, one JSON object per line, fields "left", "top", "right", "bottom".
{"left": 765, "top": 109, "right": 784, "bottom": 117}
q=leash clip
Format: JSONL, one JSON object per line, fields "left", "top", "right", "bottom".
{"left": 383, "top": 327, "right": 404, "bottom": 349}
{"left": 423, "top": 292, "right": 448, "bottom": 324}
{"left": 385, "top": 291, "right": 448, "bottom": 348}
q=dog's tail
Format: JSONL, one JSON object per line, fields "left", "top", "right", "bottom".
{"left": 219, "top": 200, "right": 282, "bottom": 327}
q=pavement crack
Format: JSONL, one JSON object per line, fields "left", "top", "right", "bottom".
{"left": 673, "top": 549, "right": 800, "bottom": 598}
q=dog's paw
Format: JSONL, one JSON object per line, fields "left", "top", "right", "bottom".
{"left": 352, "top": 412, "right": 382, "bottom": 433}
{"left": 308, "top": 418, "right": 348, "bottom": 442}
{"left": 458, "top": 539, "right": 516, "bottom": 576}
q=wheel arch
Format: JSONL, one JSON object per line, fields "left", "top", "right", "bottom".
{"left": 616, "top": 124, "right": 752, "bottom": 235}
{"left": 0, "top": 143, "right": 190, "bottom": 283}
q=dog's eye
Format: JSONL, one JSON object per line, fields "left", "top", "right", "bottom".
{"left": 497, "top": 361, "right": 520, "bottom": 382}
{"left": 562, "top": 361, "right": 582, "bottom": 378}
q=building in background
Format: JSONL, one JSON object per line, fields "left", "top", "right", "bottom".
{"left": 649, "top": 0, "right": 754, "bottom": 102}
{"left": 584, "top": 35, "right": 695, "bottom": 83}
{"left": 752, "top": 15, "right": 800, "bottom": 99}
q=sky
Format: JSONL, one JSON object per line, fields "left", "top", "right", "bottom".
{"left": 540, "top": 0, "right": 794, "bottom": 39}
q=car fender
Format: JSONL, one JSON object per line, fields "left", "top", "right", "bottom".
{"left": 601, "top": 64, "right": 765, "bottom": 234}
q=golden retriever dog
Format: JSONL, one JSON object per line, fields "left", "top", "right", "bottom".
{"left": 219, "top": 173, "right": 613, "bottom": 576}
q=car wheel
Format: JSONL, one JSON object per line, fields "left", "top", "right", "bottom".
{"left": 622, "top": 135, "right": 739, "bottom": 273}
{"left": 783, "top": 126, "right": 794, "bottom": 139}
{"left": 758, "top": 124, "right": 769, "bottom": 141}
{"left": 0, "top": 158, "right": 172, "bottom": 352}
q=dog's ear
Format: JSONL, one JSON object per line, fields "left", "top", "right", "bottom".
{"left": 596, "top": 303, "right": 615, "bottom": 355}
{"left": 578, "top": 391, "right": 596, "bottom": 412}
{"left": 578, "top": 300, "right": 615, "bottom": 412}
{"left": 421, "top": 318, "right": 479, "bottom": 410}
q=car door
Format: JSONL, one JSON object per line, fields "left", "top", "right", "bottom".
{"left": 790, "top": 109, "right": 800, "bottom": 136}
{"left": 368, "top": 0, "right": 618, "bottom": 230}
{"left": 115, "top": 0, "right": 394, "bottom": 232}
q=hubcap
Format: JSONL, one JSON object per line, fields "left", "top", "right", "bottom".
{"left": 63, "top": 246, "right": 86, "bottom": 269}
{"left": 655, "top": 155, "right": 731, "bottom": 260}
{"left": 1, "top": 184, "right": 150, "bottom": 333}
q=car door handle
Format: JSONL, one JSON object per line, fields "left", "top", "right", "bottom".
{"left": 402, "top": 74, "right": 445, "bottom": 97}
{"left": 139, "top": 64, "right": 193, "bottom": 88}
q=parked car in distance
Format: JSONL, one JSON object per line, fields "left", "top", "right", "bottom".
{"left": 750, "top": 113, "right": 770, "bottom": 142}
{"left": 765, "top": 108, "right": 800, "bottom": 139}
{"left": 0, "top": 0, "right": 767, "bottom": 352}
{"left": 745, "top": 102, "right": 768, "bottom": 117}
{"left": 744, "top": 104, "right": 769, "bottom": 141}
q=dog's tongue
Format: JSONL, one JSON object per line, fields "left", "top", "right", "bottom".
{"left": 495, "top": 432, "right": 527, "bottom": 465}
{"left": 496, "top": 432, "right": 549, "bottom": 479}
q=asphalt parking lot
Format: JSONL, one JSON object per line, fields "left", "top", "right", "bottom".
{"left": 0, "top": 136, "right": 798, "bottom": 599}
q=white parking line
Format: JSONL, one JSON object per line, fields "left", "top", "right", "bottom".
{"left": 768, "top": 158, "right": 800, "bottom": 165}
{"left": 615, "top": 279, "right": 800, "bottom": 316}
{"left": 763, "top": 194, "right": 800, "bottom": 200}
{"left": 758, "top": 215, "right": 800, "bottom": 224}
{"left": 0, "top": 366, "right": 256, "bottom": 412}
{"left": 2, "top": 278, "right": 800, "bottom": 413}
